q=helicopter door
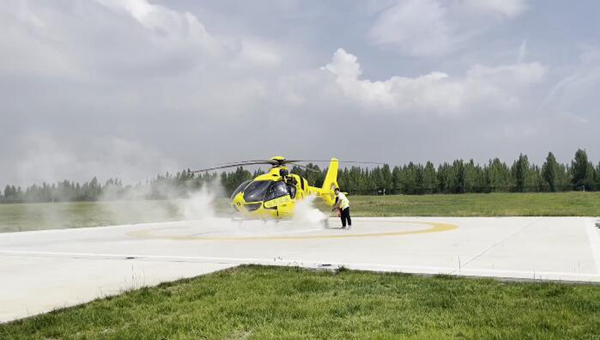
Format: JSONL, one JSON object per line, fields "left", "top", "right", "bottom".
{"left": 287, "top": 184, "right": 297, "bottom": 199}
{"left": 263, "top": 181, "right": 291, "bottom": 209}
{"left": 265, "top": 181, "right": 288, "bottom": 201}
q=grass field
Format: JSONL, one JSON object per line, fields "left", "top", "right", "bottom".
{"left": 348, "top": 192, "right": 600, "bottom": 217}
{"left": 0, "top": 199, "right": 230, "bottom": 233}
{"left": 1, "top": 192, "right": 599, "bottom": 233}
{"left": 1, "top": 265, "right": 599, "bottom": 339}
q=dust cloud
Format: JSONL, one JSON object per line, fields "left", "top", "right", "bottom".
{"left": 292, "top": 195, "right": 329, "bottom": 227}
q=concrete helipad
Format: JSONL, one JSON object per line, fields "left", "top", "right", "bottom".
{"left": 1, "top": 216, "right": 600, "bottom": 322}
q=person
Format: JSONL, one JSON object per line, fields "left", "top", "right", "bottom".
{"left": 332, "top": 188, "right": 351, "bottom": 229}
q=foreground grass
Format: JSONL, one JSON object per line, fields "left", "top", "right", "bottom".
{"left": 1, "top": 192, "right": 599, "bottom": 233}
{"left": 1, "top": 265, "right": 599, "bottom": 339}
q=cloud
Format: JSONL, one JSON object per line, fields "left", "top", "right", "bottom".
{"left": 321, "top": 48, "right": 546, "bottom": 116}
{"left": 543, "top": 45, "right": 600, "bottom": 124}
{"left": 230, "top": 39, "right": 283, "bottom": 69}
{"left": 321, "top": 48, "right": 362, "bottom": 78}
{"left": 96, "top": 0, "right": 212, "bottom": 43}
{"left": 369, "top": 0, "right": 530, "bottom": 56}
{"left": 0, "top": 0, "right": 599, "bottom": 190}
{"left": 460, "top": 0, "right": 528, "bottom": 18}
{"left": 518, "top": 40, "right": 528, "bottom": 63}
{"left": 369, "top": 0, "right": 454, "bottom": 56}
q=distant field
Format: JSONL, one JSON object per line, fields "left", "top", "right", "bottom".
{"left": 349, "top": 192, "right": 600, "bottom": 217}
{"left": 2, "top": 265, "right": 599, "bottom": 339}
{"left": 1, "top": 192, "right": 599, "bottom": 233}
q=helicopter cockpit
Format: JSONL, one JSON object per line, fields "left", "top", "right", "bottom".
{"left": 231, "top": 179, "right": 296, "bottom": 204}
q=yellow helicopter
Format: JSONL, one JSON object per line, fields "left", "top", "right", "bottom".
{"left": 193, "top": 156, "right": 340, "bottom": 220}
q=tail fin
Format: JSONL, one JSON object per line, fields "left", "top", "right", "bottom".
{"left": 319, "top": 158, "right": 339, "bottom": 206}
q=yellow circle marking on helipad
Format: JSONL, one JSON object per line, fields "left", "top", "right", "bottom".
{"left": 126, "top": 220, "right": 458, "bottom": 241}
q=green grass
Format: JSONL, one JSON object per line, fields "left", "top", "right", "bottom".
{"left": 1, "top": 192, "right": 599, "bottom": 233}
{"left": 0, "top": 199, "right": 230, "bottom": 233}
{"left": 1, "top": 265, "right": 599, "bottom": 339}
{"left": 348, "top": 192, "right": 600, "bottom": 217}
{"left": 0, "top": 201, "right": 179, "bottom": 233}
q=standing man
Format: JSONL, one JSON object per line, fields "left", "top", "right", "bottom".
{"left": 332, "top": 188, "right": 351, "bottom": 229}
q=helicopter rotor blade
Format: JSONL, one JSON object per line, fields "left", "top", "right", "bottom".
{"left": 290, "top": 160, "right": 385, "bottom": 165}
{"left": 215, "top": 159, "right": 278, "bottom": 166}
{"left": 192, "top": 158, "right": 384, "bottom": 173}
{"left": 191, "top": 161, "right": 273, "bottom": 173}
{"left": 288, "top": 163, "right": 322, "bottom": 173}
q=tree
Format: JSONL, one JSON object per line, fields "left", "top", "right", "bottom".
{"left": 486, "top": 158, "right": 510, "bottom": 192}
{"left": 511, "top": 154, "right": 530, "bottom": 192}
{"left": 529, "top": 165, "right": 544, "bottom": 192}
{"left": 370, "top": 167, "right": 384, "bottom": 194}
{"left": 402, "top": 163, "right": 418, "bottom": 194}
{"left": 450, "top": 160, "right": 465, "bottom": 193}
{"left": 596, "top": 162, "right": 600, "bottom": 190}
{"left": 422, "top": 162, "right": 438, "bottom": 194}
{"left": 571, "top": 149, "right": 594, "bottom": 191}
{"left": 542, "top": 152, "right": 559, "bottom": 192}
{"left": 437, "top": 162, "right": 452, "bottom": 194}
{"left": 392, "top": 166, "right": 402, "bottom": 194}
{"left": 463, "top": 160, "right": 478, "bottom": 193}
{"left": 415, "top": 165, "right": 424, "bottom": 194}
{"left": 380, "top": 164, "right": 393, "bottom": 195}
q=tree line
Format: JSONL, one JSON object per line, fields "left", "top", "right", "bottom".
{"left": 1, "top": 149, "right": 599, "bottom": 203}
{"left": 296, "top": 149, "right": 600, "bottom": 195}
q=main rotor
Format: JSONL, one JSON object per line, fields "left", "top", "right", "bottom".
{"left": 191, "top": 156, "right": 381, "bottom": 173}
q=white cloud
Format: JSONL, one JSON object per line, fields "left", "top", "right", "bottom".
{"left": 369, "top": 0, "right": 455, "bottom": 56}
{"left": 467, "top": 63, "right": 546, "bottom": 85}
{"left": 543, "top": 45, "right": 600, "bottom": 123}
{"left": 96, "top": 0, "right": 220, "bottom": 56}
{"left": 369, "top": 0, "right": 530, "bottom": 56}
{"left": 321, "top": 48, "right": 546, "bottom": 116}
{"left": 321, "top": 48, "right": 362, "bottom": 78}
{"left": 1, "top": 0, "right": 598, "bottom": 188}
{"left": 230, "top": 39, "right": 283, "bottom": 69}
{"left": 460, "top": 0, "right": 528, "bottom": 18}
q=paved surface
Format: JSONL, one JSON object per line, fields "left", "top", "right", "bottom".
{"left": 1, "top": 216, "right": 600, "bottom": 322}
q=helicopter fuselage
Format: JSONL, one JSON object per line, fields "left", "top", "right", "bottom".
{"left": 230, "top": 159, "right": 339, "bottom": 220}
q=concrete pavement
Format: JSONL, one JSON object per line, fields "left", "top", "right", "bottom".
{"left": 1, "top": 216, "right": 599, "bottom": 322}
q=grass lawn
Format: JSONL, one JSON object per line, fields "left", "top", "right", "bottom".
{"left": 1, "top": 192, "right": 599, "bottom": 233}
{"left": 1, "top": 265, "right": 599, "bottom": 339}
{"left": 0, "top": 199, "right": 231, "bottom": 233}
{"left": 349, "top": 192, "right": 600, "bottom": 217}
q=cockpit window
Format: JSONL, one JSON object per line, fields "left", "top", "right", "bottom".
{"left": 230, "top": 180, "right": 251, "bottom": 200}
{"left": 243, "top": 180, "right": 272, "bottom": 202}
{"left": 265, "top": 181, "right": 289, "bottom": 201}
{"left": 287, "top": 184, "right": 297, "bottom": 199}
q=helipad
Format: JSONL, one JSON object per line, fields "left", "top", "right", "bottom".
{"left": 1, "top": 216, "right": 599, "bottom": 322}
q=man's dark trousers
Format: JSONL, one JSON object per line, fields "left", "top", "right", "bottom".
{"left": 341, "top": 207, "right": 351, "bottom": 228}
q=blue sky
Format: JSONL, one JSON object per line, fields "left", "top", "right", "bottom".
{"left": 1, "top": 0, "right": 599, "bottom": 186}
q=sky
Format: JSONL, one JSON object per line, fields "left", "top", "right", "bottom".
{"left": 1, "top": 0, "right": 600, "bottom": 187}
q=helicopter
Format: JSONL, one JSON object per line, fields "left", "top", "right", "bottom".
{"left": 192, "top": 156, "right": 341, "bottom": 220}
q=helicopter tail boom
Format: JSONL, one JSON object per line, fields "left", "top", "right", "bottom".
{"left": 316, "top": 158, "right": 339, "bottom": 206}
